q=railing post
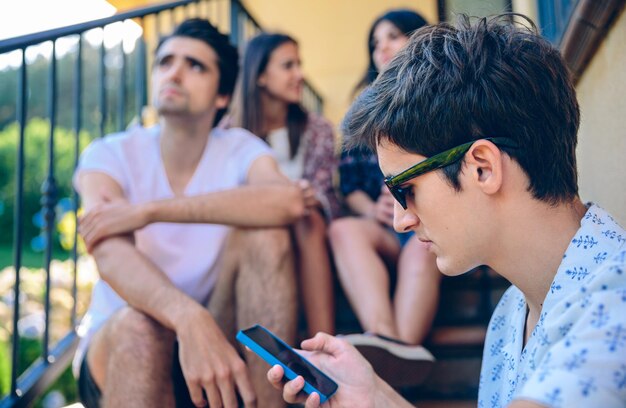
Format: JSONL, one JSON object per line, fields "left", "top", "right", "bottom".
{"left": 117, "top": 32, "right": 127, "bottom": 132}
{"left": 71, "top": 35, "right": 83, "bottom": 328}
{"left": 229, "top": 0, "right": 241, "bottom": 47}
{"left": 41, "top": 40, "right": 58, "bottom": 363}
{"left": 135, "top": 17, "right": 147, "bottom": 126}
{"left": 10, "top": 49, "right": 28, "bottom": 401}
{"left": 99, "top": 31, "right": 107, "bottom": 138}
{"left": 171, "top": 7, "right": 177, "bottom": 31}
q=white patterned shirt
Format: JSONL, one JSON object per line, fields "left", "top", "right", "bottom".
{"left": 479, "top": 204, "right": 626, "bottom": 408}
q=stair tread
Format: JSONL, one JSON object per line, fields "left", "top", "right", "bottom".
{"left": 428, "top": 325, "right": 486, "bottom": 347}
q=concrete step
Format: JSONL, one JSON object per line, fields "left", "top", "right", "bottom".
{"left": 414, "top": 400, "right": 476, "bottom": 408}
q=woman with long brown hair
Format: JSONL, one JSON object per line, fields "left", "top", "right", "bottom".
{"left": 229, "top": 32, "right": 340, "bottom": 337}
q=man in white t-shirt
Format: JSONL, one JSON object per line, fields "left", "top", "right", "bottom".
{"left": 73, "top": 19, "right": 310, "bottom": 408}
{"left": 267, "top": 14, "right": 626, "bottom": 408}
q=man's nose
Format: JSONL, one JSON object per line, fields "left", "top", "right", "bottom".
{"left": 393, "top": 200, "right": 419, "bottom": 233}
{"left": 164, "top": 60, "right": 184, "bottom": 82}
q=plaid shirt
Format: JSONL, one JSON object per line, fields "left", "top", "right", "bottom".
{"left": 338, "top": 146, "right": 384, "bottom": 203}
{"left": 301, "top": 113, "right": 341, "bottom": 220}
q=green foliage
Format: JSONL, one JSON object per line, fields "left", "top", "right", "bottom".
{"left": 0, "top": 337, "right": 77, "bottom": 405}
{"left": 0, "top": 336, "right": 43, "bottom": 398}
{"left": 0, "top": 336, "right": 9, "bottom": 396}
{"left": 0, "top": 42, "right": 141, "bottom": 135}
{"left": 18, "top": 337, "right": 43, "bottom": 375}
{"left": 0, "top": 243, "right": 42, "bottom": 269}
{"left": 0, "top": 119, "right": 92, "bottom": 246}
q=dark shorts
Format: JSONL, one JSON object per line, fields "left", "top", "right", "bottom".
{"left": 77, "top": 342, "right": 194, "bottom": 408}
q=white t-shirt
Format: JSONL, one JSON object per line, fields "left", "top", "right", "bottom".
{"left": 479, "top": 204, "right": 626, "bottom": 407}
{"left": 267, "top": 127, "right": 305, "bottom": 180}
{"left": 71, "top": 125, "right": 272, "bottom": 374}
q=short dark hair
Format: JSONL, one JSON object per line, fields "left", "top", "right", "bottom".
{"left": 156, "top": 18, "right": 239, "bottom": 124}
{"left": 342, "top": 14, "right": 580, "bottom": 204}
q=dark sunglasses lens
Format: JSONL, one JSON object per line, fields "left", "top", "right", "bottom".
{"left": 390, "top": 186, "right": 407, "bottom": 209}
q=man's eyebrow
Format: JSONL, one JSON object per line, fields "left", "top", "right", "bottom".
{"left": 153, "top": 53, "right": 211, "bottom": 70}
{"left": 185, "top": 56, "right": 209, "bottom": 70}
{"left": 154, "top": 52, "right": 171, "bottom": 63}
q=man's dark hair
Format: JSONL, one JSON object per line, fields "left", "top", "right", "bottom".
{"left": 156, "top": 18, "right": 239, "bottom": 124}
{"left": 342, "top": 14, "right": 580, "bottom": 204}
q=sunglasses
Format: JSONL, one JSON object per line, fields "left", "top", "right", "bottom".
{"left": 384, "top": 137, "right": 518, "bottom": 209}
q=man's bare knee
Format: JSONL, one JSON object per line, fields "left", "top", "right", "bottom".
{"left": 240, "top": 227, "right": 292, "bottom": 263}
{"left": 107, "top": 307, "right": 175, "bottom": 356}
{"left": 235, "top": 227, "right": 296, "bottom": 332}
{"left": 87, "top": 308, "right": 175, "bottom": 391}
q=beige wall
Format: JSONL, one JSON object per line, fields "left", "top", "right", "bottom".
{"left": 511, "top": 0, "right": 538, "bottom": 22}
{"left": 575, "top": 9, "right": 626, "bottom": 226}
{"left": 241, "top": 0, "right": 439, "bottom": 127}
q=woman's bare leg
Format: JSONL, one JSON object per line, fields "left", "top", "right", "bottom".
{"left": 328, "top": 217, "right": 401, "bottom": 338}
{"left": 394, "top": 235, "right": 441, "bottom": 344}
{"left": 294, "top": 210, "right": 335, "bottom": 336}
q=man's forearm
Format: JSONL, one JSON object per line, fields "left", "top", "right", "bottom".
{"left": 374, "top": 377, "right": 415, "bottom": 408}
{"left": 92, "top": 237, "right": 204, "bottom": 330}
{"left": 143, "top": 184, "right": 305, "bottom": 227}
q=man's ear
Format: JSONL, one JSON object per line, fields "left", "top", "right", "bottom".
{"left": 215, "top": 94, "right": 230, "bottom": 110}
{"left": 465, "top": 140, "right": 504, "bottom": 195}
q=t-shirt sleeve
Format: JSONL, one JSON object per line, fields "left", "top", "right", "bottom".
{"left": 73, "top": 137, "right": 128, "bottom": 194}
{"left": 228, "top": 128, "right": 274, "bottom": 184}
{"left": 516, "top": 287, "right": 626, "bottom": 407}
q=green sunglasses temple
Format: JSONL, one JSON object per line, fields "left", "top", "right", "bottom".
{"left": 384, "top": 137, "right": 517, "bottom": 208}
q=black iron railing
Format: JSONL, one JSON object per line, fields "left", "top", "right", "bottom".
{"left": 0, "top": 1, "right": 323, "bottom": 406}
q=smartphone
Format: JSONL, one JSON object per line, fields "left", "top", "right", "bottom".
{"left": 236, "top": 324, "right": 338, "bottom": 403}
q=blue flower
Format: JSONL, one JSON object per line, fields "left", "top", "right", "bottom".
{"left": 591, "top": 304, "right": 609, "bottom": 328}
{"left": 605, "top": 324, "right": 626, "bottom": 352}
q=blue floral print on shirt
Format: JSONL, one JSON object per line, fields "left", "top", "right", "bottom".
{"left": 478, "top": 204, "right": 626, "bottom": 408}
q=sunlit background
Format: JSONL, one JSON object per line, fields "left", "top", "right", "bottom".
{"left": 0, "top": 0, "right": 141, "bottom": 70}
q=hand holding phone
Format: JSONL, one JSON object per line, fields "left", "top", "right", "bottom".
{"left": 236, "top": 325, "right": 338, "bottom": 403}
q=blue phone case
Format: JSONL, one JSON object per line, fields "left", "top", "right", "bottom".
{"left": 236, "top": 325, "right": 338, "bottom": 404}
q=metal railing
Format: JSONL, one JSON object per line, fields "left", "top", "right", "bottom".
{"left": 0, "top": 1, "right": 323, "bottom": 406}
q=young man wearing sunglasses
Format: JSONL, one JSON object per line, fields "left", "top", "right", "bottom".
{"left": 268, "top": 13, "right": 626, "bottom": 408}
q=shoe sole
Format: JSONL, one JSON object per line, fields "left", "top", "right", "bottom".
{"left": 343, "top": 334, "right": 435, "bottom": 388}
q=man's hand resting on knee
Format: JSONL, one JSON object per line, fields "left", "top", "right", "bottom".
{"left": 176, "top": 303, "right": 256, "bottom": 408}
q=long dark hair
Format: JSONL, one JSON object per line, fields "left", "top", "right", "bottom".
{"left": 240, "top": 33, "right": 308, "bottom": 158}
{"left": 354, "top": 9, "right": 427, "bottom": 92}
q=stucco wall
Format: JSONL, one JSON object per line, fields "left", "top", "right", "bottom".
{"left": 575, "top": 9, "right": 626, "bottom": 226}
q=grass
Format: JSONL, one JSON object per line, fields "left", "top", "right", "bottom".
{"left": 0, "top": 243, "right": 70, "bottom": 269}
